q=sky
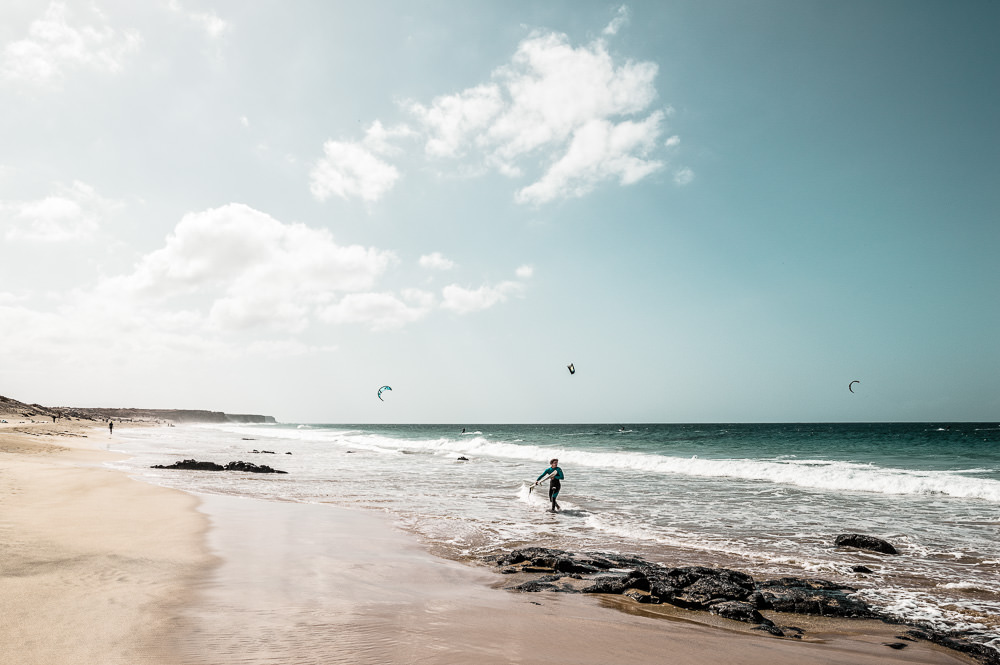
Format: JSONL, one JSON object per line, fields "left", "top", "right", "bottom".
{"left": 1, "top": 1, "right": 997, "bottom": 423}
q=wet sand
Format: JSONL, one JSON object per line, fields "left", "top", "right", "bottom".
{"left": 0, "top": 420, "right": 978, "bottom": 665}
{"left": 0, "top": 420, "right": 211, "bottom": 665}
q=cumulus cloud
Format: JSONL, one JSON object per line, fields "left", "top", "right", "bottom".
{"left": 0, "top": 2, "right": 141, "bottom": 85}
{"left": 441, "top": 281, "right": 524, "bottom": 314}
{"left": 407, "top": 84, "right": 504, "bottom": 158}
{"left": 2, "top": 181, "right": 122, "bottom": 242}
{"left": 515, "top": 112, "right": 664, "bottom": 204}
{"left": 309, "top": 140, "right": 400, "bottom": 203}
{"left": 2, "top": 203, "right": 534, "bottom": 368}
{"left": 440, "top": 265, "right": 533, "bottom": 314}
{"left": 314, "top": 10, "right": 677, "bottom": 206}
{"left": 103, "top": 203, "right": 396, "bottom": 333}
{"left": 673, "top": 167, "right": 694, "bottom": 185}
{"left": 309, "top": 121, "right": 413, "bottom": 203}
{"left": 419, "top": 252, "right": 456, "bottom": 271}
{"left": 319, "top": 289, "right": 434, "bottom": 331}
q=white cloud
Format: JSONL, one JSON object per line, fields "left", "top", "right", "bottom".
{"left": 515, "top": 112, "right": 664, "bottom": 204}
{"left": 319, "top": 290, "right": 434, "bottom": 331}
{"left": 316, "top": 16, "right": 672, "bottom": 208}
{"left": 515, "top": 265, "right": 534, "bottom": 279}
{"left": 419, "top": 252, "right": 456, "bottom": 271}
{"left": 104, "top": 203, "right": 397, "bottom": 333}
{"left": 603, "top": 5, "right": 631, "bottom": 36}
{"left": 665, "top": 135, "right": 680, "bottom": 148}
{"left": 407, "top": 84, "right": 504, "bottom": 158}
{"left": 309, "top": 122, "right": 414, "bottom": 203}
{"left": 0, "top": 2, "right": 141, "bottom": 85}
{"left": 441, "top": 281, "right": 525, "bottom": 314}
{"left": 240, "top": 115, "right": 250, "bottom": 128}
{"left": 2, "top": 181, "right": 122, "bottom": 242}
{"left": 1, "top": 204, "right": 533, "bottom": 369}
{"left": 408, "top": 26, "right": 666, "bottom": 205}
{"left": 673, "top": 167, "right": 694, "bottom": 186}
{"left": 309, "top": 140, "right": 400, "bottom": 203}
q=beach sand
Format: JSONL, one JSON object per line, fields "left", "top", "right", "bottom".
{"left": 0, "top": 420, "right": 978, "bottom": 665}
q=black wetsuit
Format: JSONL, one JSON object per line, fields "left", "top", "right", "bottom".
{"left": 536, "top": 466, "right": 564, "bottom": 510}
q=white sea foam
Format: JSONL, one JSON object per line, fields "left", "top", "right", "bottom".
{"left": 291, "top": 431, "right": 1000, "bottom": 503}
{"left": 254, "top": 425, "right": 1000, "bottom": 502}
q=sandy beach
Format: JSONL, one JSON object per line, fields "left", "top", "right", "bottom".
{"left": 0, "top": 419, "right": 980, "bottom": 665}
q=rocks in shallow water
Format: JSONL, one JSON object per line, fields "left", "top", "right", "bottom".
{"left": 709, "top": 601, "right": 773, "bottom": 626}
{"left": 224, "top": 460, "right": 288, "bottom": 473}
{"left": 851, "top": 565, "right": 874, "bottom": 573}
{"left": 488, "top": 547, "right": 1000, "bottom": 663}
{"left": 752, "top": 624, "right": 785, "bottom": 637}
{"left": 151, "top": 459, "right": 287, "bottom": 473}
{"left": 757, "top": 582, "right": 873, "bottom": 618}
{"left": 834, "top": 533, "right": 898, "bottom": 555}
{"left": 152, "top": 459, "right": 223, "bottom": 471}
{"left": 903, "top": 630, "right": 1000, "bottom": 665}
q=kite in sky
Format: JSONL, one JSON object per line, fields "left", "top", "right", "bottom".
{"left": 848, "top": 380, "right": 860, "bottom": 393}
{"left": 378, "top": 385, "right": 392, "bottom": 401}
{"left": 567, "top": 363, "right": 575, "bottom": 375}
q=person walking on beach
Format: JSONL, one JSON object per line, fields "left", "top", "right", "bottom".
{"left": 535, "top": 458, "right": 564, "bottom": 512}
{"left": 108, "top": 420, "right": 113, "bottom": 435}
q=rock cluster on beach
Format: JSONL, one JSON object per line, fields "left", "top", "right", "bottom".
{"left": 151, "top": 459, "right": 288, "bottom": 473}
{"left": 486, "top": 546, "right": 1000, "bottom": 665}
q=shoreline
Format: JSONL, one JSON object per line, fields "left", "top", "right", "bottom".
{"left": 0, "top": 420, "right": 213, "bottom": 665}
{"left": 0, "top": 420, "right": 981, "bottom": 664}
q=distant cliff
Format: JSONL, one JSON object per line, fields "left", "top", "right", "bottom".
{"left": 0, "top": 395, "right": 276, "bottom": 424}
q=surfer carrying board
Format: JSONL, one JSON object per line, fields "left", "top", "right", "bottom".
{"left": 534, "top": 458, "right": 564, "bottom": 512}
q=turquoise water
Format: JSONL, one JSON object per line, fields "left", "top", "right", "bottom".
{"left": 111, "top": 421, "right": 1000, "bottom": 652}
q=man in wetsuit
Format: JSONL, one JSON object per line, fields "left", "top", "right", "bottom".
{"left": 535, "top": 458, "right": 564, "bottom": 512}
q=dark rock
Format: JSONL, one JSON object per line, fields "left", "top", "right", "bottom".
{"left": 834, "top": 534, "right": 898, "bottom": 555}
{"left": 511, "top": 580, "right": 558, "bottom": 592}
{"left": 224, "top": 461, "right": 288, "bottom": 473}
{"left": 903, "top": 630, "right": 1000, "bottom": 665}
{"left": 709, "top": 601, "right": 774, "bottom": 626}
{"left": 457, "top": 456, "right": 469, "bottom": 461}
{"left": 554, "top": 557, "right": 602, "bottom": 575}
{"left": 851, "top": 565, "right": 874, "bottom": 573}
{"left": 151, "top": 459, "right": 288, "bottom": 473}
{"left": 757, "top": 584, "right": 873, "bottom": 618}
{"left": 152, "top": 459, "right": 224, "bottom": 471}
{"left": 496, "top": 547, "right": 568, "bottom": 568}
{"left": 647, "top": 567, "right": 756, "bottom": 609}
{"left": 758, "top": 577, "right": 854, "bottom": 592}
{"left": 623, "top": 589, "right": 656, "bottom": 603}
{"left": 751, "top": 624, "right": 785, "bottom": 637}
{"left": 582, "top": 575, "right": 630, "bottom": 595}
{"left": 883, "top": 642, "right": 908, "bottom": 650}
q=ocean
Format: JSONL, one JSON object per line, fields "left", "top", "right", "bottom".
{"left": 109, "top": 422, "right": 1000, "bottom": 653}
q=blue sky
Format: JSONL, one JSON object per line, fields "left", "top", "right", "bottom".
{"left": 1, "top": 1, "right": 996, "bottom": 423}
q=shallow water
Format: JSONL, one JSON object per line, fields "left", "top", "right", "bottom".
{"left": 110, "top": 421, "right": 1000, "bottom": 654}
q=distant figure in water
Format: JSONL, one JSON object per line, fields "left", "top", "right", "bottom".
{"left": 461, "top": 427, "right": 466, "bottom": 433}
{"left": 535, "top": 458, "right": 564, "bottom": 512}
{"left": 108, "top": 420, "right": 113, "bottom": 435}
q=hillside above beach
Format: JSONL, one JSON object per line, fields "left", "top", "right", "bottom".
{"left": 0, "top": 394, "right": 275, "bottom": 424}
